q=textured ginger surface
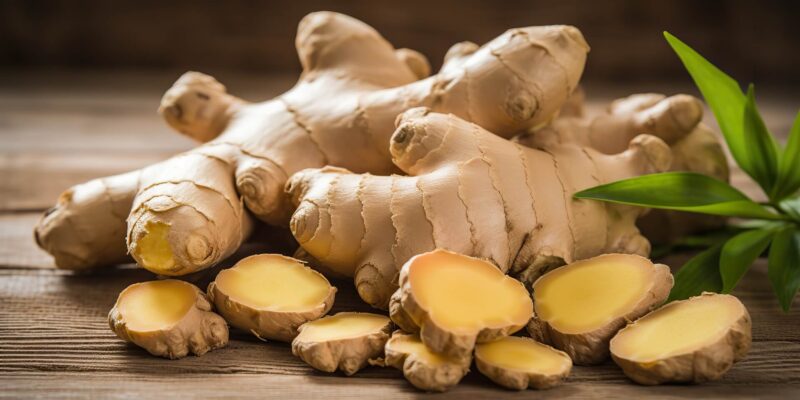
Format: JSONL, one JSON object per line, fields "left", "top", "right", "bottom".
{"left": 475, "top": 336, "right": 572, "bottom": 390}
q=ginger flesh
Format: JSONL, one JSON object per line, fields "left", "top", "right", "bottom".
{"left": 533, "top": 254, "right": 661, "bottom": 334}
{"left": 116, "top": 280, "right": 196, "bottom": 331}
{"left": 409, "top": 250, "right": 531, "bottom": 331}
{"left": 388, "top": 333, "right": 455, "bottom": 366}
{"left": 134, "top": 221, "right": 177, "bottom": 274}
{"left": 475, "top": 336, "right": 570, "bottom": 374}
{"left": 214, "top": 254, "right": 331, "bottom": 312}
{"left": 611, "top": 294, "right": 745, "bottom": 362}
{"left": 295, "top": 313, "right": 390, "bottom": 342}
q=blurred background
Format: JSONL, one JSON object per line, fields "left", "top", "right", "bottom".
{"left": 2, "top": 0, "right": 799, "bottom": 83}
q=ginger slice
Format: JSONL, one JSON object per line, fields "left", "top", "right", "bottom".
{"left": 475, "top": 336, "right": 572, "bottom": 390}
{"left": 391, "top": 249, "right": 533, "bottom": 360}
{"left": 208, "top": 254, "right": 336, "bottom": 342}
{"left": 527, "top": 253, "right": 673, "bottom": 365}
{"left": 384, "top": 330, "right": 471, "bottom": 392}
{"left": 109, "top": 279, "right": 228, "bottom": 359}
{"left": 610, "top": 292, "right": 751, "bottom": 385}
{"left": 292, "top": 312, "right": 392, "bottom": 375}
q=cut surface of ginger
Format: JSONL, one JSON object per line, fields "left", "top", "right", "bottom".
{"left": 611, "top": 293, "right": 746, "bottom": 362}
{"left": 475, "top": 336, "right": 570, "bottom": 374}
{"left": 134, "top": 221, "right": 176, "bottom": 274}
{"left": 116, "top": 279, "right": 195, "bottom": 331}
{"left": 295, "top": 313, "right": 390, "bottom": 342}
{"left": 388, "top": 333, "right": 454, "bottom": 365}
{"left": 409, "top": 250, "right": 531, "bottom": 332}
{"left": 214, "top": 254, "right": 331, "bottom": 311}
{"left": 533, "top": 254, "right": 665, "bottom": 334}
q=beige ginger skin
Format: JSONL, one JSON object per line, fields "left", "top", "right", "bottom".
{"left": 384, "top": 330, "right": 471, "bottom": 392}
{"left": 287, "top": 107, "right": 672, "bottom": 308}
{"left": 34, "top": 11, "right": 589, "bottom": 276}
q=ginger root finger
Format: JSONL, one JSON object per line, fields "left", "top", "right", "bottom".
{"left": 288, "top": 109, "right": 671, "bottom": 308}
{"left": 475, "top": 336, "right": 572, "bottom": 390}
{"left": 109, "top": 279, "right": 228, "bottom": 359}
{"left": 610, "top": 292, "right": 752, "bottom": 385}
{"left": 527, "top": 254, "right": 673, "bottom": 365}
{"left": 292, "top": 312, "right": 392, "bottom": 375}
{"left": 384, "top": 330, "right": 471, "bottom": 392}
{"left": 391, "top": 249, "right": 533, "bottom": 359}
{"left": 208, "top": 254, "right": 336, "bottom": 342}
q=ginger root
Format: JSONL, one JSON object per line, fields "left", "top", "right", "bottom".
{"left": 527, "top": 253, "right": 673, "bottom": 365}
{"left": 384, "top": 330, "right": 471, "bottom": 392}
{"left": 610, "top": 292, "right": 751, "bottom": 385}
{"left": 475, "top": 336, "right": 572, "bottom": 390}
{"left": 208, "top": 254, "right": 335, "bottom": 342}
{"left": 35, "top": 12, "right": 589, "bottom": 275}
{"left": 108, "top": 279, "right": 228, "bottom": 359}
{"left": 292, "top": 312, "right": 392, "bottom": 375}
{"left": 389, "top": 249, "right": 532, "bottom": 359}
{"left": 288, "top": 108, "right": 671, "bottom": 308}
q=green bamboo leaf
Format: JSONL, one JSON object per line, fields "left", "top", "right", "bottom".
{"left": 668, "top": 243, "right": 723, "bottom": 302}
{"left": 773, "top": 111, "right": 800, "bottom": 200}
{"left": 720, "top": 227, "right": 778, "bottom": 293}
{"left": 663, "top": 32, "right": 751, "bottom": 175}
{"left": 768, "top": 227, "right": 800, "bottom": 312}
{"left": 743, "top": 85, "right": 780, "bottom": 196}
{"left": 574, "top": 172, "right": 783, "bottom": 220}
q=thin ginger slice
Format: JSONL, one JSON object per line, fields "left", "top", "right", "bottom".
{"left": 292, "top": 312, "right": 392, "bottom": 375}
{"left": 208, "top": 254, "right": 336, "bottom": 342}
{"left": 390, "top": 249, "right": 532, "bottom": 360}
{"left": 475, "top": 336, "right": 572, "bottom": 390}
{"left": 527, "top": 253, "right": 673, "bottom": 364}
{"left": 109, "top": 279, "right": 228, "bottom": 359}
{"left": 384, "top": 330, "right": 470, "bottom": 392}
{"left": 610, "top": 292, "right": 751, "bottom": 385}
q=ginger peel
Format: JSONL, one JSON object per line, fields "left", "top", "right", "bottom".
{"left": 475, "top": 336, "right": 572, "bottom": 390}
{"left": 384, "top": 330, "right": 471, "bottom": 392}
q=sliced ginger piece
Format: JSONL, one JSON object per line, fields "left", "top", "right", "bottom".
{"left": 475, "top": 336, "right": 572, "bottom": 390}
{"left": 527, "top": 253, "right": 673, "bottom": 364}
{"left": 208, "top": 254, "right": 336, "bottom": 342}
{"left": 610, "top": 292, "right": 751, "bottom": 385}
{"left": 109, "top": 279, "right": 228, "bottom": 359}
{"left": 390, "top": 249, "right": 533, "bottom": 360}
{"left": 292, "top": 312, "right": 392, "bottom": 375}
{"left": 384, "top": 330, "right": 471, "bottom": 392}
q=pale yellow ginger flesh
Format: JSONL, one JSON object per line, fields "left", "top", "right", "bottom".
{"left": 134, "top": 221, "right": 177, "bottom": 274}
{"left": 609, "top": 293, "right": 751, "bottom": 385}
{"left": 410, "top": 251, "right": 532, "bottom": 332}
{"left": 214, "top": 254, "right": 331, "bottom": 312}
{"left": 475, "top": 336, "right": 572, "bottom": 390}
{"left": 534, "top": 254, "right": 663, "bottom": 334}
{"left": 612, "top": 294, "right": 746, "bottom": 362}
{"left": 116, "top": 279, "right": 194, "bottom": 331}
{"left": 295, "top": 313, "right": 390, "bottom": 342}
{"left": 476, "top": 336, "right": 570, "bottom": 374}
{"left": 389, "top": 335, "right": 451, "bottom": 365}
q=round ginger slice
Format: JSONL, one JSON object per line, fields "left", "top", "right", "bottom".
{"left": 527, "top": 253, "right": 673, "bottom": 364}
{"left": 392, "top": 249, "right": 533, "bottom": 360}
{"left": 109, "top": 279, "right": 229, "bottom": 359}
{"left": 475, "top": 336, "right": 572, "bottom": 390}
{"left": 384, "top": 330, "right": 471, "bottom": 392}
{"left": 208, "top": 254, "right": 336, "bottom": 342}
{"left": 610, "top": 292, "right": 751, "bottom": 385}
{"left": 292, "top": 312, "right": 392, "bottom": 375}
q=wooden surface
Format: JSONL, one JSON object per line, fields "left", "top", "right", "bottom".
{"left": 1, "top": 71, "right": 799, "bottom": 399}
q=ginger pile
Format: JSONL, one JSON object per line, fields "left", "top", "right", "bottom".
{"left": 34, "top": 11, "right": 752, "bottom": 393}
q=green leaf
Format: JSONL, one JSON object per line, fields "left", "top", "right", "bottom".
{"left": 742, "top": 85, "right": 780, "bottom": 196}
{"left": 773, "top": 111, "right": 800, "bottom": 200}
{"left": 668, "top": 243, "right": 724, "bottom": 302}
{"left": 664, "top": 32, "right": 751, "bottom": 175}
{"left": 720, "top": 227, "right": 778, "bottom": 293}
{"left": 768, "top": 227, "right": 800, "bottom": 312}
{"left": 780, "top": 197, "right": 800, "bottom": 220}
{"left": 574, "top": 172, "right": 783, "bottom": 220}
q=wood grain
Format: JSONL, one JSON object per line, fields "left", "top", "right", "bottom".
{"left": 1, "top": 72, "right": 798, "bottom": 398}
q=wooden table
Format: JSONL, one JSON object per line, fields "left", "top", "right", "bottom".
{"left": 1, "top": 71, "right": 798, "bottom": 398}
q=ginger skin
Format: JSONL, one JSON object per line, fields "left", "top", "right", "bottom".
{"left": 35, "top": 12, "right": 589, "bottom": 274}
{"left": 287, "top": 108, "right": 672, "bottom": 309}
